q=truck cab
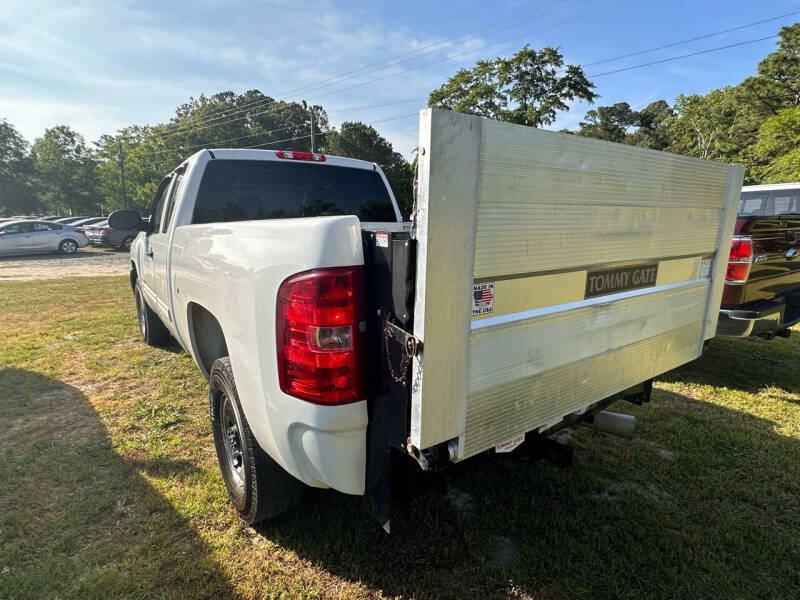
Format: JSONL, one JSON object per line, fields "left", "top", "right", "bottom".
{"left": 717, "top": 183, "right": 800, "bottom": 338}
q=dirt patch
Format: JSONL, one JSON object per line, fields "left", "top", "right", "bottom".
{"left": 444, "top": 485, "right": 476, "bottom": 518}
{"left": 0, "top": 386, "right": 102, "bottom": 450}
{"left": 487, "top": 535, "right": 520, "bottom": 570}
{"left": 591, "top": 479, "right": 670, "bottom": 503}
{"left": 0, "top": 248, "right": 129, "bottom": 281}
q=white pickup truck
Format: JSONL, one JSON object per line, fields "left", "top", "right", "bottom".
{"left": 112, "top": 109, "right": 743, "bottom": 529}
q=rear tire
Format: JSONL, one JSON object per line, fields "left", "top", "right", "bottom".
{"left": 120, "top": 236, "right": 134, "bottom": 251}
{"left": 210, "top": 357, "right": 303, "bottom": 524}
{"left": 59, "top": 239, "right": 78, "bottom": 254}
{"left": 134, "top": 279, "right": 169, "bottom": 346}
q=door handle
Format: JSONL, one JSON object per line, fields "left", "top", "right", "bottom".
{"left": 145, "top": 249, "right": 154, "bottom": 258}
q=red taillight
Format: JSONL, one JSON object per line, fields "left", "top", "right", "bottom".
{"left": 74, "top": 228, "right": 84, "bottom": 234}
{"left": 276, "top": 266, "right": 364, "bottom": 404}
{"left": 275, "top": 150, "right": 326, "bottom": 162}
{"left": 726, "top": 236, "right": 753, "bottom": 283}
{"left": 101, "top": 228, "right": 113, "bottom": 234}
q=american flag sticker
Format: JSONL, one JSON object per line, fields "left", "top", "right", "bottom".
{"left": 472, "top": 282, "right": 495, "bottom": 316}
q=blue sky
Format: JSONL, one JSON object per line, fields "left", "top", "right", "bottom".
{"left": 0, "top": 0, "right": 798, "bottom": 158}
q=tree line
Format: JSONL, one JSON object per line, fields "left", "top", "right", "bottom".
{"left": 2, "top": 22, "right": 800, "bottom": 218}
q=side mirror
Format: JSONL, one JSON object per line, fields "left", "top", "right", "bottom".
{"left": 107, "top": 210, "right": 142, "bottom": 230}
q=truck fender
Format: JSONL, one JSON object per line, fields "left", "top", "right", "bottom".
{"left": 186, "top": 302, "right": 228, "bottom": 379}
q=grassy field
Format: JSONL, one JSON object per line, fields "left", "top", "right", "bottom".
{"left": 1, "top": 276, "right": 799, "bottom": 599}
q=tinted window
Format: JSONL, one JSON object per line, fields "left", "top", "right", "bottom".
{"left": 31, "top": 222, "right": 57, "bottom": 231}
{"left": 151, "top": 176, "right": 173, "bottom": 233}
{"left": 192, "top": 159, "right": 396, "bottom": 225}
{"left": 772, "top": 190, "right": 800, "bottom": 214}
{"left": 163, "top": 173, "right": 184, "bottom": 232}
{"left": 739, "top": 192, "right": 766, "bottom": 216}
{"left": 740, "top": 189, "right": 800, "bottom": 216}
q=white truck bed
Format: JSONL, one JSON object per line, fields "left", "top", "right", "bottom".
{"left": 410, "top": 109, "right": 743, "bottom": 460}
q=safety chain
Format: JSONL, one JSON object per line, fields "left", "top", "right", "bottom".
{"left": 383, "top": 325, "right": 417, "bottom": 385}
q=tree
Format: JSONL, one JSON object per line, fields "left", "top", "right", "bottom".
{"left": 93, "top": 90, "right": 333, "bottom": 214}
{"left": 576, "top": 100, "right": 674, "bottom": 150}
{"left": 429, "top": 45, "right": 596, "bottom": 127}
{"left": 665, "top": 88, "right": 759, "bottom": 164}
{"left": 0, "top": 120, "right": 37, "bottom": 216}
{"left": 750, "top": 106, "right": 800, "bottom": 182}
{"left": 32, "top": 126, "right": 101, "bottom": 215}
{"left": 627, "top": 100, "right": 674, "bottom": 150}
{"left": 741, "top": 23, "right": 800, "bottom": 115}
{"left": 322, "top": 122, "right": 414, "bottom": 216}
{"left": 577, "top": 102, "right": 639, "bottom": 143}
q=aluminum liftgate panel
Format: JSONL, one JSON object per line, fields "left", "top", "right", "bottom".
{"left": 410, "top": 108, "right": 743, "bottom": 460}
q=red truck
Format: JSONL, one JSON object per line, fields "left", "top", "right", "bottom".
{"left": 718, "top": 183, "right": 800, "bottom": 338}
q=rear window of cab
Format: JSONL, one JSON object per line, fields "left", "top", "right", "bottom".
{"left": 739, "top": 189, "right": 800, "bottom": 217}
{"left": 191, "top": 159, "right": 397, "bottom": 224}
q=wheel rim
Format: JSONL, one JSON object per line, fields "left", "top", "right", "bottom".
{"left": 62, "top": 240, "right": 76, "bottom": 254}
{"left": 220, "top": 394, "right": 246, "bottom": 490}
{"left": 124, "top": 238, "right": 132, "bottom": 250}
{"left": 135, "top": 289, "right": 146, "bottom": 338}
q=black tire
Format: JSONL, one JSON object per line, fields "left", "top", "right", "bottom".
{"left": 210, "top": 357, "right": 303, "bottom": 524}
{"left": 59, "top": 239, "right": 79, "bottom": 254}
{"left": 120, "top": 236, "right": 134, "bottom": 251}
{"left": 134, "top": 279, "right": 170, "bottom": 346}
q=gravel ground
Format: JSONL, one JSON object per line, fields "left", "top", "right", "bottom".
{"left": 0, "top": 247, "right": 131, "bottom": 281}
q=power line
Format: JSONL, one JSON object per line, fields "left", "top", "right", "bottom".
{"left": 163, "top": 0, "right": 629, "bottom": 142}
{"left": 584, "top": 10, "right": 799, "bottom": 66}
{"left": 146, "top": 10, "right": 792, "bottom": 152}
{"left": 157, "top": 0, "right": 586, "bottom": 136}
{"left": 239, "top": 112, "right": 419, "bottom": 150}
{"left": 588, "top": 34, "right": 778, "bottom": 77}
{"left": 157, "top": 95, "right": 424, "bottom": 141}
{"left": 261, "top": 0, "right": 590, "bottom": 102}
{"left": 149, "top": 97, "right": 427, "bottom": 156}
{"left": 295, "top": 0, "right": 635, "bottom": 105}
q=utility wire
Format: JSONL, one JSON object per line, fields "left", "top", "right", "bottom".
{"left": 154, "top": 0, "right": 629, "bottom": 140}
{"left": 222, "top": 112, "right": 419, "bottom": 152}
{"left": 240, "top": 113, "right": 419, "bottom": 149}
{"left": 157, "top": 95, "right": 424, "bottom": 141}
{"left": 157, "top": 0, "right": 586, "bottom": 135}
{"left": 584, "top": 10, "right": 798, "bottom": 66}
{"left": 149, "top": 98, "right": 427, "bottom": 156}
{"left": 588, "top": 34, "right": 778, "bottom": 77}
{"left": 146, "top": 10, "right": 791, "bottom": 151}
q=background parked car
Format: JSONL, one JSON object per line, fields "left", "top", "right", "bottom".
{"left": 84, "top": 220, "right": 141, "bottom": 250}
{"left": 71, "top": 216, "right": 107, "bottom": 227}
{"left": 0, "top": 220, "right": 89, "bottom": 256}
{"left": 52, "top": 216, "right": 90, "bottom": 225}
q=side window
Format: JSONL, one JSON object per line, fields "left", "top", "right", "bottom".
{"left": 739, "top": 193, "right": 766, "bottom": 217}
{"left": 32, "top": 223, "right": 55, "bottom": 232}
{"left": 1, "top": 223, "right": 25, "bottom": 234}
{"left": 162, "top": 173, "right": 185, "bottom": 232}
{"left": 772, "top": 190, "right": 800, "bottom": 215}
{"left": 150, "top": 176, "right": 173, "bottom": 234}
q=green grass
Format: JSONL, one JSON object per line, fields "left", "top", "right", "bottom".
{"left": 1, "top": 276, "right": 799, "bottom": 599}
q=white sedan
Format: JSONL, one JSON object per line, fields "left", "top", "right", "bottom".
{"left": 0, "top": 220, "right": 89, "bottom": 256}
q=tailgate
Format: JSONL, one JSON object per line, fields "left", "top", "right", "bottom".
{"left": 410, "top": 109, "right": 743, "bottom": 459}
{"left": 744, "top": 216, "right": 800, "bottom": 303}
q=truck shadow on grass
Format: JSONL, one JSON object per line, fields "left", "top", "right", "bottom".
{"left": 0, "top": 368, "right": 233, "bottom": 600}
{"left": 260, "top": 387, "right": 800, "bottom": 600}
